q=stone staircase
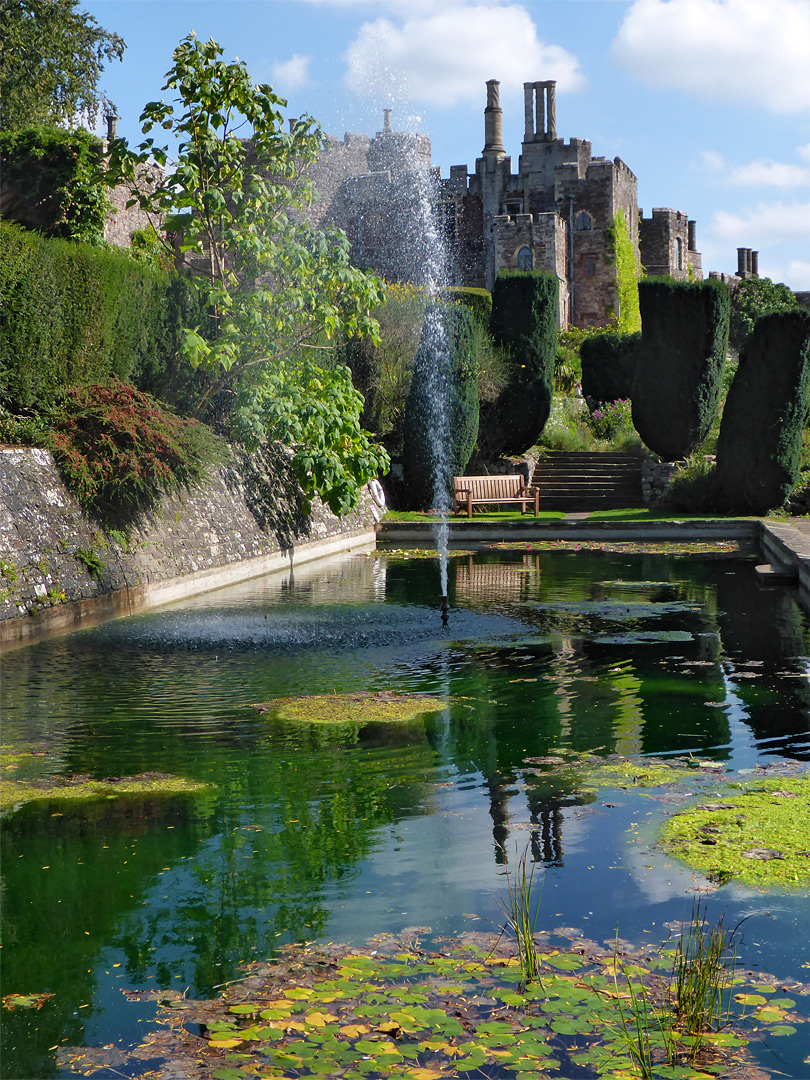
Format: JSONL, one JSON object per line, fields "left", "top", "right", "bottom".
{"left": 529, "top": 452, "right": 645, "bottom": 512}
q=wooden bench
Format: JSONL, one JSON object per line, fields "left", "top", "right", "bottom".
{"left": 453, "top": 474, "right": 539, "bottom": 517}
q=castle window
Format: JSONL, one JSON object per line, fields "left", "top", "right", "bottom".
{"left": 585, "top": 255, "right": 596, "bottom": 276}
{"left": 576, "top": 211, "right": 592, "bottom": 231}
{"left": 676, "top": 237, "right": 684, "bottom": 271}
{"left": 517, "top": 246, "right": 533, "bottom": 271}
{"left": 505, "top": 200, "right": 522, "bottom": 217}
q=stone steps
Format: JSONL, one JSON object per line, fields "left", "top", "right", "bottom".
{"left": 530, "top": 452, "right": 645, "bottom": 511}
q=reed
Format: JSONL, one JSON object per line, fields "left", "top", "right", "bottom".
{"left": 669, "top": 899, "right": 738, "bottom": 1059}
{"left": 497, "top": 844, "right": 542, "bottom": 984}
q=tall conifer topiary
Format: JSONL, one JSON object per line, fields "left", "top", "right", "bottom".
{"left": 580, "top": 332, "right": 641, "bottom": 403}
{"left": 479, "top": 270, "right": 558, "bottom": 457}
{"left": 403, "top": 303, "right": 479, "bottom": 509}
{"left": 715, "top": 310, "right": 810, "bottom": 514}
{"left": 632, "top": 279, "right": 730, "bottom": 461}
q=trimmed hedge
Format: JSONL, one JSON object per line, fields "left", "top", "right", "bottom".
{"left": 403, "top": 303, "right": 479, "bottom": 509}
{"left": 437, "top": 286, "right": 492, "bottom": 326}
{"left": 715, "top": 310, "right": 810, "bottom": 514}
{"left": 0, "top": 221, "right": 202, "bottom": 411}
{"left": 479, "top": 270, "right": 558, "bottom": 457}
{"left": 580, "top": 332, "right": 641, "bottom": 402}
{"left": 632, "top": 278, "right": 730, "bottom": 461}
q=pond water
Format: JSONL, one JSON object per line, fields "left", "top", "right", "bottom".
{"left": 2, "top": 544, "right": 810, "bottom": 1078}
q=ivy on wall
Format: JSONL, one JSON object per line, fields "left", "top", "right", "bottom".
{"left": 0, "top": 126, "right": 110, "bottom": 245}
{"left": 607, "top": 210, "right": 641, "bottom": 333}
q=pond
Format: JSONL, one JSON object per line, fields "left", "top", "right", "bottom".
{"left": 2, "top": 543, "right": 810, "bottom": 1078}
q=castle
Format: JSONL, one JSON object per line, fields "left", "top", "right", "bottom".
{"left": 305, "top": 79, "right": 703, "bottom": 329}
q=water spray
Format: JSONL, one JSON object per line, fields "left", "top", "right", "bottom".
{"left": 440, "top": 594, "right": 450, "bottom": 625}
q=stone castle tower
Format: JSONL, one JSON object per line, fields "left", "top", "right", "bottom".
{"left": 305, "top": 80, "right": 702, "bottom": 328}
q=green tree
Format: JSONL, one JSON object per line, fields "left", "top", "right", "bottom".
{"left": 729, "top": 275, "right": 800, "bottom": 351}
{"left": 106, "top": 33, "right": 388, "bottom": 516}
{"left": 0, "top": 0, "right": 124, "bottom": 131}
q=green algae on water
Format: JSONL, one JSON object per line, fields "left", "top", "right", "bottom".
{"left": 660, "top": 773, "right": 810, "bottom": 889}
{"left": 252, "top": 691, "right": 448, "bottom": 726}
{"left": 0, "top": 767, "right": 208, "bottom": 814}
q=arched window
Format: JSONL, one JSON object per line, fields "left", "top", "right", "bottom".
{"left": 576, "top": 210, "right": 592, "bottom": 231}
{"left": 517, "top": 246, "right": 533, "bottom": 270}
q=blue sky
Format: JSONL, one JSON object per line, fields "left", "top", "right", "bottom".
{"left": 83, "top": 0, "right": 810, "bottom": 289}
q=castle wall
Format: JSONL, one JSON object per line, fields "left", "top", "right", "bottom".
{"left": 639, "top": 208, "right": 701, "bottom": 281}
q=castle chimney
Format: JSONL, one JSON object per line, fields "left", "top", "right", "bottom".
{"left": 751, "top": 250, "right": 759, "bottom": 276}
{"left": 483, "top": 79, "right": 504, "bottom": 153}
{"left": 523, "top": 83, "right": 534, "bottom": 140}
{"left": 106, "top": 113, "right": 118, "bottom": 141}
{"left": 737, "top": 247, "right": 748, "bottom": 277}
{"left": 687, "top": 220, "right": 697, "bottom": 252}
{"left": 288, "top": 118, "right": 298, "bottom": 133}
{"left": 383, "top": 109, "right": 392, "bottom": 133}
{"left": 546, "top": 81, "right": 557, "bottom": 139}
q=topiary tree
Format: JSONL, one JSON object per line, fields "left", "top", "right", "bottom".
{"left": 714, "top": 310, "right": 810, "bottom": 514}
{"left": 478, "top": 270, "right": 558, "bottom": 458}
{"left": 632, "top": 278, "right": 730, "bottom": 461}
{"left": 402, "top": 303, "right": 479, "bottom": 509}
{"left": 580, "top": 332, "right": 641, "bottom": 403}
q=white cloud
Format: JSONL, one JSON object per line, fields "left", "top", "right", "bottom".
{"left": 613, "top": 0, "right": 810, "bottom": 112}
{"left": 784, "top": 259, "right": 810, "bottom": 289}
{"left": 272, "top": 53, "right": 312, "bottom": 91}
{"left": 799, "top": 144, "right": 810, "bottom": 164}
{"left": 728, "top": 160, "right": 810, "bottom": 187}
{"left": 343, "top": 3, "right": 584, "bottom": 107}
{"left": 711, "top": 200, "right": 810, "bottom": 245}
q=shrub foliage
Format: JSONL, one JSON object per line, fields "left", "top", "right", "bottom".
{"left": 47, "top": 381, "right": 220, "bottom": 523}
{"left": 0, "top": 221, "right": 182, "bottom": 410}
{"left": 715, "top": 310, "right": 810, "bottom": 514}
{"left": 580, "top": 332, "right": 640, "bottom": 403}
{"left": 632, "top": 279, "right": 730, "bottom": 461}
{"left": 403, "top": 304, "right": 479, "bottom": 509}
{"left": 479, "top": 270, "right": 558, "bottom": 457}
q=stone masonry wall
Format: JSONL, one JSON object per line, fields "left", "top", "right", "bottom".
{"left": 0, "top": 446, "right": 375, "bottom": 646}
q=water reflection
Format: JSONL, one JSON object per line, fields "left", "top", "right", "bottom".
{"left": 1, "top": 548, "right": 809, "bottom": 1078}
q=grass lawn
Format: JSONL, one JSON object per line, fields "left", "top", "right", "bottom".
{"left": 382, "top": 508, "right": 755, "bottom": 523}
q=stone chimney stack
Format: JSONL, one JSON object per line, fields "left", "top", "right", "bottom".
{"left": 483, "top": 79, "right": 504, "bottom": 153}
{"left": 383, "top": 109, "right": 392, "bottom": 133}
{"left": 521, "top": 81, "right": 557, "bottom": 141}
{"left": 106, "top": 113, "right": 118, "bottom": 141}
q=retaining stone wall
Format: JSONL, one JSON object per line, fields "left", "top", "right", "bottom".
{"left": 0, "top": 446, "right": 375, "bottom": 646}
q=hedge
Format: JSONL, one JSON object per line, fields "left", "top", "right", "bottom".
{"left": 715, "top": 310, "right": 810, "bottom": 514}
{"left": 403, "top": 303, "right": 479, "bottom": 509}
{"left": 479, "top": 270, "right": 558, "bottom": 457}
{"left": 437, "top": 286, "right": 492, "bottom": 326}
{"left": 632, "top": 278, "right": 730, "bottom": 461}
{"left": 580, "top": 332, "right": 641, "bottom": 403}
{"left": 0, "top": 221, "right": 199, "bottom": 411}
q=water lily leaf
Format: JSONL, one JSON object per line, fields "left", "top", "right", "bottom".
{"left": 769, "top": 1024, "right": 798, "bottom": 1036}
{"left": 340, "top": 1023, "right": 371, "bottom": 1037}
{"left": 734, "top": 993, "right": 768, "bottom": 1006}
{"left": 211, "top": 1070, "right": 246, "bottom": 1080}
{"left": 406, "top": 1069, "right": 446, "bottom": 1079}
{"left": 754, "top": 1006, "right": 786, "bottom": 1022}
{"left": 285, "top": 1020, "right": 307, "bottom": 1033}
{"left": 228, "top": 1003, "right": 259, "bottom": 1015}
{"left": 376, "top": 1020, "right": 402, "bottom": 1036}
{"left": 208, "top": 1037, "right": 244, "bottom": 1049}
{"left": 1, "top": 992, "right": 54, "bottom": 1011}
{"left": 306, "top": 1010, "right": 340, "bottom": 1027}
{"left": 284, "top": 986, "right": 314, "bottom": 1000}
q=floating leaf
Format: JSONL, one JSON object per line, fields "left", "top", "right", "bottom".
{"left": 1, "top": 992, "right": 54, "bottom": 1011}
